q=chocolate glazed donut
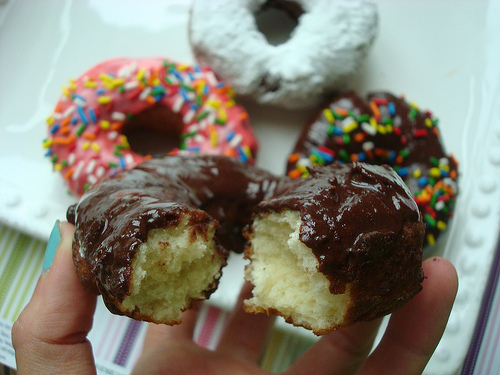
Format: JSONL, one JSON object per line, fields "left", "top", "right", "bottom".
{"left": 287, "top": 91, "right": 458, "bottom": 251}
{"left": 68, "top": 155, "right": 424, "bottom": 333}
{"left": 245, "top": 161, "right": 424, "bottom": 334}
{"left": 67, "top": 155, "right": 285, "bottom": 325}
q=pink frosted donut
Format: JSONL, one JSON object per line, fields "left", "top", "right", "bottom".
{"left": 43, "top": 57, "right": 258, "bottom": 197}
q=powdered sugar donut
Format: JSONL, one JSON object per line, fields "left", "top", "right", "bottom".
{"left": 43, "top": 57, "right": 258, "bottom": 197}
{"left": 189, "top": 0, "right": 378, "bottom": 109}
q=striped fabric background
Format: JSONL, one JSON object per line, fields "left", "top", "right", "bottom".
{"left": 0, "top": 223, "right": 315, "bottom": 374}
{"left": 0, "top": 227, "right": 46, "bottom": 323}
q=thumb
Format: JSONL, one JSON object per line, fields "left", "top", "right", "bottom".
{"left": 12, "top": 221, "right": 98, "bottom": 375}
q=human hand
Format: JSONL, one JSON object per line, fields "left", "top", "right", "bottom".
{"left": 12, "top": 221, "right": 458, "bottom": 375}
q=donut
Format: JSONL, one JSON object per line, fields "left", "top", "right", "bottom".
{"left": 43, "top": 57, "right": 258, "bottom": 197}
{"left": 286, "top": 91, "right": 459, "bottom": 249}
{"left": 244, "top": 161, "right": 424, "bottom": 334}
{"left": 189, "top": 0, "right": 378, "bottom": 109}
{"left": 67, "top": 155, "right": 285, "bottom": 324}
{"left": 67, "top": 154, "right": 424, "bottom": 333}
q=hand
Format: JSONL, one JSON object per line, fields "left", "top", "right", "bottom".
{"left": 12, "top": 222, "right": 458, "bottom": 375}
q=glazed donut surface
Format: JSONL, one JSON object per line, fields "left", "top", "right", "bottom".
{"left": 43, "top": 57, "right": 258, "bottom": 197}
{"left": 189, "top": 0, "right": 378, "bottom": 109}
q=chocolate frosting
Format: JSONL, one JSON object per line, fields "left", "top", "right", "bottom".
{"left": 255, "top": 162, "right": 423, "bottom": 307}
{"left": 290, "top": 92, "right": 451, "bottom": 169}
{"left": 69, "top": 155, "right": 424, "bottom": 313}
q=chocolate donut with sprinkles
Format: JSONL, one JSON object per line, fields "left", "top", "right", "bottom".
{"left": 287, "top": 91, "right": 459, "bottom": 249}
{"left": 43, "top": 57, "right": 258, "bottom": 197}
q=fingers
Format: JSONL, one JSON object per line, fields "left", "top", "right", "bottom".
{"left": 137, "top": 282, "right": 276, "bottom": 370}
{"left": 132, "top": 308, "right": 201, "bottom": 375}
{"left": 141, "top": 306, "right": 199, "bottom": 354}
{"left": 358, "top": 256, "right": 458, "bottom": 375}
{"left": 286, "top": 257, "right": 458, "bottom": 375}
{"left": 217, "top": 282, "right": 276, "bottom": 364}
{"left": 285, "top": 319, "right": 381, "bottom": 375}
{"left": 12, "top": 221, "right": 98, "bottom": 375}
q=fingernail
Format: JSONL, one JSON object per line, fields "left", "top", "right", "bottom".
{"left": 43, "top": 220, "right": 61, "bottom": 270}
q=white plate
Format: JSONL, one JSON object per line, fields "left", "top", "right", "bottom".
{"left": 1, "top": 1, "right": 500, "bottom": 373}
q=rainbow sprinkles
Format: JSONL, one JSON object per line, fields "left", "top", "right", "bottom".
{"left": 43, "top": 57, "right": 258, "bottom": 197}
{"left": 287, "top": 92, "right": 459, "bottom": 249}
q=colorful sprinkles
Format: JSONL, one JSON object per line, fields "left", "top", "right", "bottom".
{"left": 43, "top": 58, "right": 256, "bottom": 197}
{"left": 287, "top": 92, "right": 459, "bottom": 248}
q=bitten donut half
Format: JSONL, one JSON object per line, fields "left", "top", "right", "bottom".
{"left": 244, "top": 163, "right": 424, "bottom": 335}
{"left": 68, "top": 177, "right": 228, "bottom": 325}
{"left": 67, "top": 155, "right": 284, "bottom": 325}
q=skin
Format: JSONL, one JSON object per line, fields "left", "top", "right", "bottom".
{"left": 12, "top": 222, "right": 458, "bottom": 375}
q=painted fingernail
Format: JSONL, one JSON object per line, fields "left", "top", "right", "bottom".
{"left": 43, "top": 220, "right": 61, "bottom": 270}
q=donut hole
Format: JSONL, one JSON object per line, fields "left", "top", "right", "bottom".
{"left": 255, "top": 0, "right": 304, "bottom": 46}
{"left": 122, "top": 104, "right": 184, "bottom": 156}
{"left": 245, "top": 210, "right": 351, "bottom": 334}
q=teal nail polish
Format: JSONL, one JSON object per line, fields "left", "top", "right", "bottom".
{"left": 43, "top": 220, "right": 61, "bottom": 270}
